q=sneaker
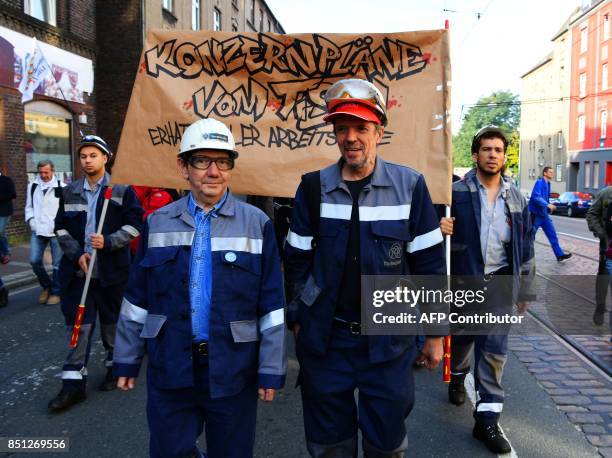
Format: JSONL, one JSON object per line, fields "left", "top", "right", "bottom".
{"left": 48, "top": 389, "right": 86, "bottom": 413}
{"left": 448, "top": 381, "right": 466, "bottom": 405}
{"left": 46, "top": 295, "right": 60, "bottom": 305}
{"left": 99, "top": 368, "right": 118, "bottom": 392}
{"left": 38, "top": 288, "right": 50, "bottom": 304}
{"left": 0, "top": 287, "right": 7, "bottom": 308}
{"left": 473, "top": 422, "right": 511, "bottom": 454}
{"left": 557, "top": 253, "right": 573, "bottom": 262}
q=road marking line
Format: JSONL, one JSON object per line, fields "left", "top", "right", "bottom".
{"left": 465, "top": 374, "right": 518, "bottom": 457}
{"left": 556, "top": 232, "right": 599, "bottom": 243}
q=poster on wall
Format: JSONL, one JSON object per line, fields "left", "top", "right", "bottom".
{"left": 0, "top": 26, "right": 93, "bottom": 104}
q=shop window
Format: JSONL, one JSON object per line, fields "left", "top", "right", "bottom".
{"left": 24, "top": 103, "right": 73, "bottom": 183}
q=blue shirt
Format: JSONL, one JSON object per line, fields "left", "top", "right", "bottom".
{"left": 476, "top": 177, "right": 511, "bottom": 274}
{"left": 188, "top": 191, "right": 228, "bottom": 342}
{"left": 83, "top": 173, "right": 109, "bottom": 278}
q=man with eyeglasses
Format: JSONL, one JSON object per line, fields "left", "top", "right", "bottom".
{"left": 48, "top": 135, "right": 143, "bottom": 412}
{"left": 113, "top": 118, "right": 286, "bottom": 458}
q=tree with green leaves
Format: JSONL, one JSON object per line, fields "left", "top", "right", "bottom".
{"left": 453, "top": 91, "right": 520, "bottom": 175}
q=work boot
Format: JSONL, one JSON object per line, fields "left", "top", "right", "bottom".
{"left": 46, "top": 294, "right": 60, "bottom": 305}
{"left": 99, "top": 368, "right": 118, "bottom": 391}
{"left": 0, "top": 287, "right": 7, "bottom": 308}
{"left": 38, "top": 288, "right": 50, "bottom": 304}
{"left": 593, "top": 305, "right": 606, "bottom": 326}
{"left": 448, "top": 381, "right": 466, "bottom": 405}
{"left": 473, "top": 422, "right": 511, "bottom": 454}
{"left": 48, "top": 389, "right": 86, "bottom": 413}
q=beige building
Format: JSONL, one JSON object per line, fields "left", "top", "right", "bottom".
{"left": 519, "top": 9, "right": 578, "bottom": 196}
{"left": 145, "top": 0, "right": 284, "bottom": 36}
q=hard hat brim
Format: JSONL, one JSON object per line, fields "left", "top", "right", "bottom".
{"left": 323, "top": 102, "right": 382, "bottom": 125}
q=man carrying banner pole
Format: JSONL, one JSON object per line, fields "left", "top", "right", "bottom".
{"left": 113, "top": 118, "right": 286, "bottom": 458}
{"left": 48, "top": 135, "right": 143, "bottom": 412}
{"left": 440, "top": 126, "right": 535, "bottom": 454}
{"left": 284, "top": 78, "right": 445, "bottom": 457}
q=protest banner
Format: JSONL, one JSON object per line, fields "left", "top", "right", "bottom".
{"left": 113, "top": 29, "right": 452, "bottom": 204}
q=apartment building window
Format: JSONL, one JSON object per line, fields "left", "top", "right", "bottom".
{"left": 250, "top": 0, "right": 255, "bottom": 24}
{"left": 604, "top": 63, "right": 609, "bottom": 90}
{"left": 585, "top": 161, "right": 592, "bottom": 187}
{"left": 259, "top": 8, "right": 264, "bottom": 31}
{"left": 557, "top": 131, "right": 563, "bottom": 148}
{"left": 213, "top": 8, "right": 221, "bottom": 31}
{"left": 192, "top": 0, "right": 201, "bottom": 30}
{"left": 556, "top": 164, "right": 563, "bottom": 181}
{"left": 604, "top": 14, "right": 610, "bottom": 41}
{"left": 594, "top": 162, "right": 600, "bottom": 188}
{"left": 579, "top": 73, "right": 587, "bottom": 98}
{"left": 268, "top": 19, "right": 271, "bottom": 32}
{"left": 24, "top": 0, "right": 56, "bottom": 26}
{"left": 602, "top": 109, "right": 608, "bottom": 139}
{"left": 580, "top": 27, "right": 588, "bottom": 53}
{"left": 578, "top": 115, "right": 586, "bottom": 142}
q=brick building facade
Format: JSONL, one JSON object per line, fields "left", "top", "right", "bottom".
{"left": 0, "top": 0, "right": 96, "bottom": 238}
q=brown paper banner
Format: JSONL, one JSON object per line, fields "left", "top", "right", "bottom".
{"left": 113, "top": 29, "right": 452, "bottom": 204}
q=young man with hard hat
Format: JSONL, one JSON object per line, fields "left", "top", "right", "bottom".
{"left": 113, "top": 118, "right": 286, "bottom": 458}
{"left": 440, "top": 126, "right": 535, "bottom": 454}
{"left": 284, "top": 78, "right": 445, "bottom": 457}
{"left": 48, "top": 135, "right": 143, "bottom": 412}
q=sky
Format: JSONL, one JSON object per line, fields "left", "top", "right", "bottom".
{"left": 266, "top": 0, "right": 583, "bottom": 133}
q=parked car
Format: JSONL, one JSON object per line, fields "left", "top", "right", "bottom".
{"left": 554, "top": 192, "right": 593, "bottom": 217}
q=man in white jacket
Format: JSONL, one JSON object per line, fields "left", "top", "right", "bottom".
{"left": 25, "top": 160, "right": 64, "bottom": 305}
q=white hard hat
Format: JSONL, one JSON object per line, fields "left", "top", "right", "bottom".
{"left": 179, "top": 118, "right": 238, "bottom": 158}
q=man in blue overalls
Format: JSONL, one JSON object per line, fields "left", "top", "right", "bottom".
{"left": 529, "top": 166, "right": 571, "bottom": 262}
{"left": 113, "top": 118, "right": 287, "bottom": 458}
{"left": 48, "top": 135, "right": 143, "bottom": 412}
{"left": 441, "top": 126, "right": 535, "bottom": 454}
{"left": 285, "top": 78, "right": 445, "bottom": 457}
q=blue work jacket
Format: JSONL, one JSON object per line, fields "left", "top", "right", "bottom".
{"left": 284, "top": 158, "right": 446, "bottom": 363}
{"left": 54, "top": 175, "right": 143, "bottom": 288}
{"left": 528, "top": 177, "right": 551, "bottom": 218}
{"left": 113, "top": 193, "right": 287, "bottom": 399}
{"left": 450, "top": 169, "right": 536, "bottom": 304}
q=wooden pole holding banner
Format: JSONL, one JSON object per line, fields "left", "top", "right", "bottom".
{"left": 69, "top": 185, "right": 114, "bottom": 348}
{"left": 443, "top": 206, "right": 452, "bottom": 383}
{"left": 442, "top": 16, "right": 452, "bottom": 384}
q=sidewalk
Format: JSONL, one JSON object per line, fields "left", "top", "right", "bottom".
{"left": 1, "top": 242, "right": 47, "bottom": 290}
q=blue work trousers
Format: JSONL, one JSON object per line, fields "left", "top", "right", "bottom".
{"left": 297, "top": 327, "right": 415, "bottom": 457}
{"left": 147, "top": 353, "right": 258, "bottom": 458}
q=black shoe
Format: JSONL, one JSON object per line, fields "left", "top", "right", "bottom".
{"left": 557, "top": 253, "right": 573, "bottom": 262}
{"left": 593, "top": 307, "right": 605, "bottom": 326}
{"left": 473, "top": 422, "right": 511, "bottom": 454}
{"left": 0, "top": 287, "right": 7, "bottom": 308}
{"left": 48, "top": 389, "right": 86, "bottom": 413}
{"left": 99, "top": 368, "right": 118, "bottom": 391}
{"left": 448, "top": 381, "right": 466, "bottom": 405}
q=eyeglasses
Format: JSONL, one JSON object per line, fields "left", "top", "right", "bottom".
{"left": 188, "top": 156, "right": 234, "bottom": 171}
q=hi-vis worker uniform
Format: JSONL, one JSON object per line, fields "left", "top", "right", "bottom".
{"left": 450, "top": 168, "right": 535, "bottom": 425}
{"left": 285, "top": 158, "right": 445, "bottom": 457}
{"left": 55, "top": 173, "right": 143, "bottom": 391}
{"left": 114, "top": 192, "right": 286, "bottom": 458}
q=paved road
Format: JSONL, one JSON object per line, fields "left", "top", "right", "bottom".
{"left": 549, "top": 214, "right": 599, "bottom": 242}
{"left": 0, "top": 285, "right": 598, "bottom": 457}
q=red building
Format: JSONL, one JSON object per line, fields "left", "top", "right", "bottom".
{"left": 568, "top": 0, "right": 612, "bottom": 193}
